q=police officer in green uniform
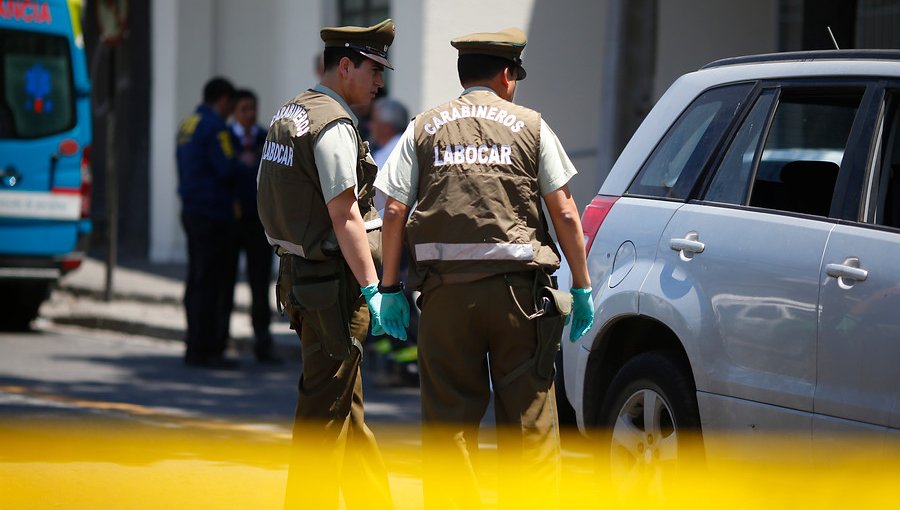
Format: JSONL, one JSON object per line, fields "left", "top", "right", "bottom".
{"left": 256, "top": 19, "right": 408, "bottom": 510}
{"left": 376, "top": 28, "right": 595, "bottom": 509}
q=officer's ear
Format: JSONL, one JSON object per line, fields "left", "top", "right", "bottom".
{"left": 338, "top": 56, "right": 357, "bottom": 78}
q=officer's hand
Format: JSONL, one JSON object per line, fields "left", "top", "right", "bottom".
{"left": 360, "top": 284, "right": 386, "bottom": 336}
{"left": 380, "top": 292, "right": 410, "bottom": 341}
{"left": 569, "top": 287, "right": 594, "bottom": 342}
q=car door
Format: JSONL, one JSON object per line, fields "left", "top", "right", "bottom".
{"left": 655, "top": 82, "right": 871, "bottom": 429}
{"left": 815, "top": 85, "right": 900, "bottom": 435}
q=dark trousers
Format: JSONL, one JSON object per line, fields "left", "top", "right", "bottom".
{"left": 181, "top": 211, "right": 235, "bottom": 361}
{"left": 222, "top": 213, "right": 274, "bottom": 355}
{"left": 279, "top": 256, "right": 394, "bottom": 510}
{"left": 418, "top": 274, "right": 560, "bottom": 510}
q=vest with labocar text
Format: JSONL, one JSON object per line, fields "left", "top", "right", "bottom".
{"left": 407, "top": 90, "right": 561, "bottom": 283}
{"left": 257, "top": 90, "right": 379, "bottom": 261}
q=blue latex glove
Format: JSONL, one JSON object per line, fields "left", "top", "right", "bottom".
{"left": 569, "top": 287, "right": 594, "bottom": 342}
{"left": 380, "top": 291, "right": 410, "bottom": 341}
{"left": 360, "top": 284, "right": 386, "bottom": 336}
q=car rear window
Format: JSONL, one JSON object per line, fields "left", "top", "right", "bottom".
{"left": 627, "top": 83, "right": 753, "bottom": 200}
{"left": 0, "top": 28, "right": 74, "bottom": 139}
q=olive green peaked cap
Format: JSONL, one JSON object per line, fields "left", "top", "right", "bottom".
{"left": 321, "top": 19, "right": 396, "bottom": 69}
{"left": 451, "top": 27, "right": 527, "bottom": 79}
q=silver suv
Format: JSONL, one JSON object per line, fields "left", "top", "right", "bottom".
{"left": 560, "top": 50, "right": 900, "bottom": 465}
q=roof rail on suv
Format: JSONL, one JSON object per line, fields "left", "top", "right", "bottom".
{"left": 701, "top": 50, "right": 900, "bottom": 70}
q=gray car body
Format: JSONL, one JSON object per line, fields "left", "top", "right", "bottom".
{"left": 561, "top": 57, "right": 900, "bottom": 458}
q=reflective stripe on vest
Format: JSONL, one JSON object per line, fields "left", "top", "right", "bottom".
{"left": 365, "top": 218, "right": 383, "bottom": 231}
{"left": 415, "top": 242, "right": 534, "bottom": 262}
{"left": 269, "top": 221, "right": 380, "bottom": 258}
{"left": 267, "top": 233, "right": 306, "bottom": 258}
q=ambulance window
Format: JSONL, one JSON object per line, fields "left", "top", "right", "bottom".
{"left": 0, "top": 28, "right": 74, "bottom": 139}
{"left": 628, "top": 83, "right": 753, "bottom": 200}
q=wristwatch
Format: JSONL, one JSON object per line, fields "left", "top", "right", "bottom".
{"left": 378, "top": 281, "right": 405, "bottom": 294}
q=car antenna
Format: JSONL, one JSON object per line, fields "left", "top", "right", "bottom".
{"left": 827, "top": 26, "right": 841, "bottom": 50}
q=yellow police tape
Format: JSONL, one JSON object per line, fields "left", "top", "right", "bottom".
{"left": 1, "top": 418, "right": 898, "bottom": 509}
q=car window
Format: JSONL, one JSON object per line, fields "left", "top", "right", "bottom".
{"left": 871, "top": 92, "right": 900, "bottom": 228}
{"left": 628, "top": 83, "right": 753, "bottom": 200}
{"left": 747, "top": 89, "right": 864, "bottom": 217}
{"left": 0, "top": 28, "right": 74, "bottom": 139}
{"left": 705, "top": 90, "right": 777, "bottom": 205}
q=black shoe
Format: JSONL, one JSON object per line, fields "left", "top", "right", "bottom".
{"left": 184, "top": 355, "right": 240, "bottom": 370}
{"left": 255, "top": 350, "right": 284, "bottom": 365}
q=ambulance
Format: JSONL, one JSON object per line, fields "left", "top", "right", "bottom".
{"left": 0, "top": 0, "right": 92, "bottom": 329}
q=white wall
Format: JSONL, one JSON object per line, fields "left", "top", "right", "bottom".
{"left": 417, "top": 0, "right": 536, "bottom": 113}
{"left": 517, "top": 0, "right": 608, "bottom": 209}
{"left": 214, "top": 0, "right": 324, "bottom": 123}
{"left": 386, "top": 0, "right": 424, "bottom": 116}
{"left": 150, "top": 0, "right": 325, "bottom": 262}
{"left": 654, "top": 0, "right": 778, "bottom": 98}
{"left": 149, "top": 0, "right": 187, "bottom": 263}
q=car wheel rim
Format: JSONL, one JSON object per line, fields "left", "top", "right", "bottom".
{"left": 609, "top": 388, "right": 679, "bottom": 492}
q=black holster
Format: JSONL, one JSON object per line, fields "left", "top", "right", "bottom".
{"left": 282, "top": 256, "right": 354, "bottom": 360}
{"left": 533, "top": 271, "right": 571, "bottom": 380}
{"left": 502, "top": 270, "right": 572, "bottom": 385}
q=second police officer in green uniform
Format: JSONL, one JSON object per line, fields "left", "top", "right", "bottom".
{"left": 256, "top": 19, "right": 409, "bottom": 510}
{"left": 376, "top": 28, "right": 595, "bottom": 509}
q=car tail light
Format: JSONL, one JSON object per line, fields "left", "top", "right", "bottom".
{"left": 61, "top": 256, "right": 83, "bottom": 272}
{"left": 50, "top": 146, "right": 92, "bottom": 219}
{"left": 581, "top": 195, "right": 619, "bottom": 255}
{"left": 58, "top": 139, "right": 79, "bottom": 156}
{"left": 79, "top": 145, "right": 92, "bottom": 218}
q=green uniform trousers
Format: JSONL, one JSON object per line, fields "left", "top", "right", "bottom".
{"left": 281, "top": 257, "right": 394, "bottom": 510}
{"left": 418, "top": 273, "right": 561, "bottom": 510}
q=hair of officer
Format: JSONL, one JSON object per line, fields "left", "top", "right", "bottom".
{"left": 372, "top": 98, "right": 409, "bottom": 134}
{"left": 234, "top": 88, "right": 257, "bottom": 105}
{"left": 203, "top": 77, "right": 236, "bottom": 104}
{"left": 457, "top": 54, "right": 515, "bottom": 84}
{"left": 323, "top": 47, "right": 367, "bottom": 71}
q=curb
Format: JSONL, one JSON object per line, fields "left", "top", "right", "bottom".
{"left": 57, "top": 283, "right": 254, "bottom": 315}
{"left": 50, "top": 314, "right": 186, "bottom": 341}
{"left": 44, "top": 289, "right": 300, "bottom": 360}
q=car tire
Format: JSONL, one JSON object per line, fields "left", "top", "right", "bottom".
{"left": 0, "top": 282, "right": 50, "bottom": 331}
{"left": 554, "top": 349, "right": 577, "bottom": 427}
{"left": 597, "top": 351, "right": 702, "bottom": 488}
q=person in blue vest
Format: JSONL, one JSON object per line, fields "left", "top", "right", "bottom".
{"left": 224, "top": 88, "right": 281, "bottom": 364}
{"left": 176, "top": 77, "right": 240, "bottom": 369}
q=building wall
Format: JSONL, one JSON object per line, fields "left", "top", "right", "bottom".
{"left": 654, "top": 0, "right": 778, "bottom": 98}
{"left": 518, "top": 0, "right": 608, "bottom": 209}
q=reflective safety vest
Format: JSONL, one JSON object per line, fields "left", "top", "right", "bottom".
{"left": 257, "top": 90, "right": 380, "bottom": 262}
{"left": 407, "top": 90, "right": 560, "bottom": 286}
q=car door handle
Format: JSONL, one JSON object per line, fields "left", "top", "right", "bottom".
{"left": 670, "top": 233, "right": 705, "bottom": 254}
{"left": 826, "top": 259, "right": 868, "bottom": 282}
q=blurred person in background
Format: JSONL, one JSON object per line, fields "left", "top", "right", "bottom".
{"left": 224, "top": 88, "right": 280, "bottom": 364}
{"left": 368, "top": 97, "right": 418, "bottom": 387}
{"left": 176, "top": 77, "right": 240, "bottom": 369}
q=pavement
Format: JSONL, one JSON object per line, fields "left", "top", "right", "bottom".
{"left": 39, "top": 257, "right": 300, "bottom": 359}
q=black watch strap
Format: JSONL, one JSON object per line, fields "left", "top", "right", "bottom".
{"left": 378, "top": 281, "right": 405, "bottom": 294}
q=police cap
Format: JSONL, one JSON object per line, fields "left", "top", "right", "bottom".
{"left": 451, "top": 27, "right": 527, "bottom": 80}
{"left": 321, "top": 19, "right": 396, "bottom": 70}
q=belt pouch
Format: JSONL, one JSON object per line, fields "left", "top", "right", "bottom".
{"left": 288, "top": 260, "right": 352, "bottom": 360}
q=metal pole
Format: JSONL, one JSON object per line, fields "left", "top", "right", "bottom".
{"left": 104, "top": 47, "right": 118, "bottom": 302}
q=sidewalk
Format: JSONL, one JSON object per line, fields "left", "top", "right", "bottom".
{"left": 40, "top": 257, "right": 298, "bottom": 358}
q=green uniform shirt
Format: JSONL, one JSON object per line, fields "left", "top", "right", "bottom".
{"left": 374, "top": 87, "right": 578, "bottom": 206}
{"left": 311, "top": 83, "right": 371, "bottom": 204}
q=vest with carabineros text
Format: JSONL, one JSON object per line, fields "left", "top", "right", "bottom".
{"left": 407, "top": 89, "right": 561, "bottom": 283}
{"left": 257, "top": 90, "right": 380, "bottom": 262}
